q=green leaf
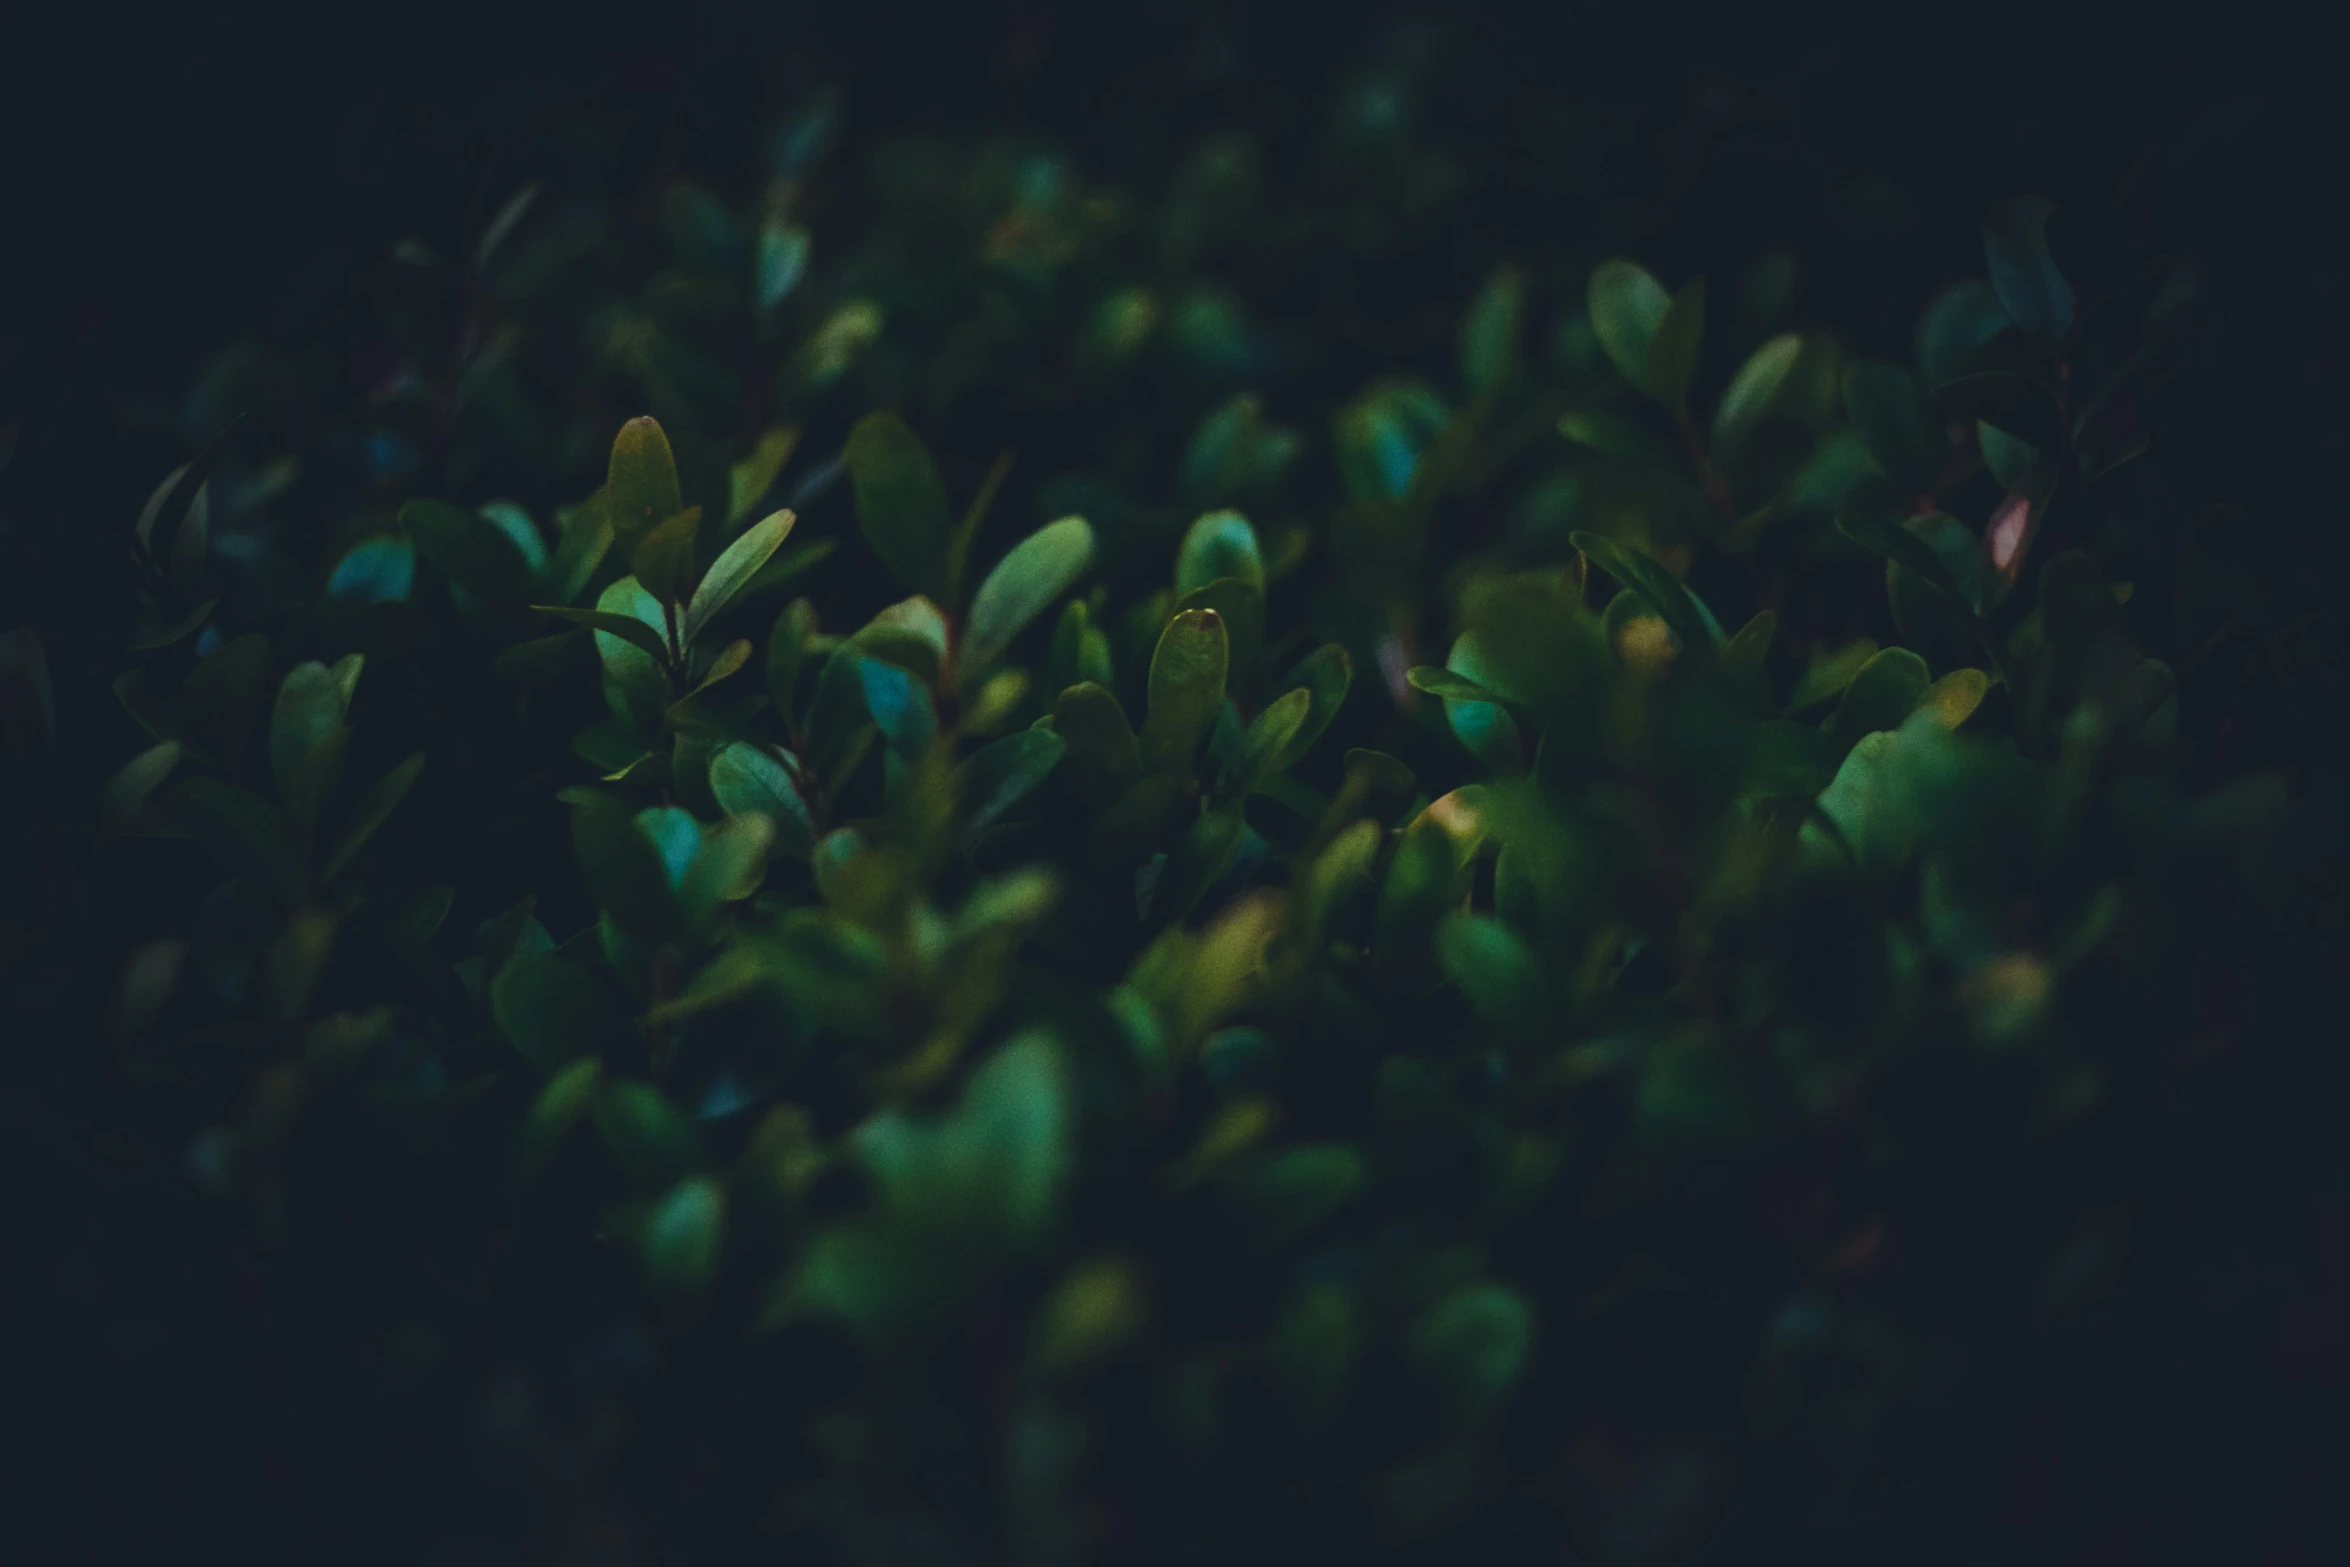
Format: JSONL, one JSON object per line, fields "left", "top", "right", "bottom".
{"left": 1171, "top": 576, "right": 1264, "bottom": 680}
{"left": 847, "top": 412, "right": 952, "bottom": 600}
{"left": 605, "top": 416, "right": 685, "bottom": 552}
{"left": 1141, "top": 608, "right": 1229, "bottom": 778}
{"left": 1826, "top": 647, "right": 1932, "bottom": 743}
{"left": 1438, "top": 633, "right": 1525, "bottom": 775}
{"left": 1435, "top": 912, "right": 1541, "bottom": 1024}
{"left": 853, "top": 595, "right": 951, "bottom": 685}
{"left": 631, "top": 506, "right": 702, "bottom": 607}
{"left": 102, "top": 740, "right": 181, "bottom": 835}
{"left": 684, "top": 506, "right": 797, "bottom": 644}
{"left": 532, "top": 605, "right": 671, "bottom": 665}
{"left": 492, "top": 950, "right": 624, "bottom": 1072}
{"left": 1836, "top": 514, "right": 1965, "bottom": 604}
{"left": 320, "top": 752, "right": 424, "bottom": 885}
{"left": 1741, "top": 718, "right": 1840, "bottom": 800}
{"left": 405, "top": 498, "right": 531, "bottom": 608}
{"left": 269, "top": 662, "right": 347, "bottom": 822}
{"left": 679, "top": 812, "right": 775, "bottom": 920}
{"left": 1587, "top": 259, "right": 1673, "bottom": 393}
{"left": 1786, "top": 638, "right": 1881, "bottom": 714}
{"left": 175, "top": 633, "right": 272, "bottom": 768}
{"left": 1274, "top": 643, "right": 1351, "bottom": 771}
{"left": 1984, "top": 195, "right": 2074, "bottom": 340}
{"left": 1569, "top": 532, "right": 1721, "bottom": 653}
{"left": 958, "top": 728, "right": 1067, "bottom": 843}
{"left": 857, "top": 653, "right": 938, "bottom": 761}
{"left": 175, "top": 777, "right": 302, "bottom": 908}
{"left": 960, "top": 516, "right": 1096, "bottom": 684}
{"left": 572, "top": 793, "right": 678, "bottom": 943}
{"left": 729, "top": 426, "right": 799, "bottom": 524}
{"left": 709, "top": 742, "right": 815, "bottom": 859}
{"left": 1217, "top": 687, "right": 1311, "bottom": 800}
{"left": 546, "top": 500, "right": 613, "bottom": 605}
{"left": 765, "top": 598, "right": 817, "bottom": 724}
{"left": 1459, "top": 264, "right": 1523, "bottom": 399}
{"left": 644, "top": 1176, "right": 727, "bottom": 1294}
{"left": 1712, "top": 331, "right": 1804, "bottom": 448}
{"left": 509, "top": 1057, "right": 604, "bottom": 1194}
{"left": 595, "top": 1079, "right": 706, "bottom": 1190}
{"left": 1051, "top": 682, "right": 1142, "bottom": 805}
{"left": 1918, "top": 667, "right": 1990, "bottom": 729}
{"left": 1917, "top": 279, "right": 2012, "bottom": 384}
{"left": 1406, "top": 666, "right": 1513, "bottom": 705}
{"left": 1411, "top": 1283, "right": 1533, "bottom": 1416}
{"left": 1977, "top": 421, "right": 2039, "bottom": 492}
{"left": 1646, "top": 275, "right": 1706, "bottom": 416}
{"left": 1842, "top": 362, "right": 1943, "bottom": 496}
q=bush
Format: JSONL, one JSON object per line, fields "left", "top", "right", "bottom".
{"left": 4, "top": 46, "right": 2343, "bottom": 1567}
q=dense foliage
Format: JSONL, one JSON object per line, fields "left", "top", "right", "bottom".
{"left": 3, "top": 34, "right": 2343, "bottom": 1566}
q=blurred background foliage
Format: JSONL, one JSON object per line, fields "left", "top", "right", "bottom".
{"left": 2, "top": 5, "right": 2345, "bottom": 1565}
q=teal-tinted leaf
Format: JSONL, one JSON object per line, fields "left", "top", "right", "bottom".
{"left": 1273, "top": 643, "right": 1351, "bottom": 771}
{"left": 1411, "top": 1283, "right": 1533, "bottom": 1416}
{"left": 637, "top": 806, "right": 704, "bottom": 890}
{"left": 1438, "top": 633, "right": 1525, "bottom": 774}
{"left": 103, "top": 740, "right": 181, "bottom": 834}
{"left": 1051, "top": 682, "right": 1142, "bottom": 805}
{"left": 1459, "top": 264, "right": 1523, "bottom": 399}
{"left": 479, "top": 501, "right": 548, "bottom": 575}
{"left": 1570, "top": 532, "right": 1722, "bottom": 652}
{"left": 644, "top": 1176, "right": 727, "bottom": 1294}
{"left": 1711, "top": 331, "right": 1803, "bottom": 448}
{"left": 509, "top": 1057, "right": 604, "bottom": 1194}
{"left": 631, "top": 506, "right": 702, "bottom": 607}
{"left": 1334, "top": 380, "right": 1451, "bottom": 503}
{"left": 1176, "top": 509, "right": 1265, "bottom": 598}
{"left": 684, "top": 506, "right": 796, "bottom": 644}
{"left": 858, "top": 654, "right": 937, "bottom": 760}
{"left": 175, "top": 777, "right": 302, "bottom": 908}
{"left": 1587, "top": 259, "right": 1672, "bottom": 392}
{"left": 606, "top": 416, "right": 685, "bottom": 552}
{"left": 492, "top": 950, "right": 624, "bottom": 1072}
{"left": 847, "top": 412, "right": 952, "bottom": 600}
{"left": 1646, "top": 275, "right": 1706, "bottom": 416}
{"left": 320, "top": 752, "right": 423, "bottom": 885}
{"left": 325, "top": 536, "right": 415, "bottom": 603}
{"left": 854, "top": 595, "right": 951, "bottom": 685}
{"left": 1984, "top": 195, "right": 2074, "bottom": 340}
{"left": 1826, "top": 647, "right": 1933, "bottom": 744}
{"left": 1917, "top": 279, "right": 2012, "bottom": 384}
{"left": 1978, "top": 421, "right": 2039, "bottom": 491}
{"left": 958, "top": 728, "right": 1067, "bottom": 843}
{"left": 709, "top": 742, "right": 815, "bottom": 858}
{"left": 405, "top": 498, "right": 531, "bottom": 608}
{"left": 1217, "top": 686, "right": 1310, "bottom": 800}
{"left": 595, "top": 1079, "right": 706, "bottom": 1190}
{"left": 1435, "top": 911, "right": 1541, "bottom": 1024}
{"left": 1842, "top": 362, "right": 1943, "bottom": 495}
{"left": 756, "top": 219, "right": 811, "bottom": 314}
{"left": 961, "top": 516, "right": 1096, "bottom": 683}
{"left": 1141, "top": 608, "right": 1229, "bottom": 777}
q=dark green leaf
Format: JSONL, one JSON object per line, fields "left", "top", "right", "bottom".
{"left": 1274, "top": 643, "right": 1351, "bottom": 772}
{"left": 961, "top": 516, "right": 1096, "bottom": 683}
{"left": 1217, "top": 686, "right": 1310, "bottom": 799}
{"left": 1459, "top": 265, "right": 1523, "bottom": 399}
{"left": 1406, "top": 666, "right": 1512, "bottom": 705}
{"left": 1917, "top": 279, "right": 2012, "bottom": 384}
{"left": 493, "top": 950, "right": 625, "bottom": 1072}
{"left": 1587, "top": 258, "right": 1672, "bottom": 392}
{"left": 1051, "top": 682, "right": 1142, "bottom": 805}
{"left": 729, "top": 426, "right": 799, "bottom": 524}
{"left": 1646, "top": 275, "right": 1706, "bottom": 416}
{"left": 572, "top": 793, "right": 678, "bottom": 942}
{"left": 1141, "top": 608, "right": 1229, "bottom": 778}
{"left": 1712, "top": 332, "right": 1803, "bottom": 449}
{"left": 643, "top": 1176, "right": 726, "bottom": 1294}
{"left": 709, "top": 742, "right": 815, "bottom": 858}
{"left": 606, "top": 417, "right": 685, "bottom": 552}
{"left": 1826, "top": 647, "right": 1932, "bottom": 743}
{"left": 405, "top": 498, "right": 531, "bottom": 608}
{"left": 509, "top": 1058, "right": 604, "bottom": 1194}
{"left": 532, "top": 605, "right": 672, "bottom": 665}
{"left": 102, "top": 740, "right": 181, "bottom": 835}
{"left": 631, "top": 506, "right": 702, "bottom": 607}
{"left": 958, "top": 728, "right": 1066, "bottom": 844}
{"left": 320, "top": 752, "right": 424, "bottom": 885}
{"left": 175, "top": 777, "right": 302, "bottom": 908}
{"left": 595, "top": 1079, "right": 706, "bottom": 1190}
{"left": 1570, "top": 532, "right": 1721, "bottom": 653}
{"left": 1984, "top": 195, "right": 2074, "bottom": 340}
{"left": 1842, "top": 362, "right": 1943, "bottom": 495}
{"left": 175, "top": 633, "right": 271, "bottom": 768}
{"left": 684, "top": 506, "right": 796, "bottom": 643}
{"left": 847, "top": 412, "right": 952, "bottom": 600}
